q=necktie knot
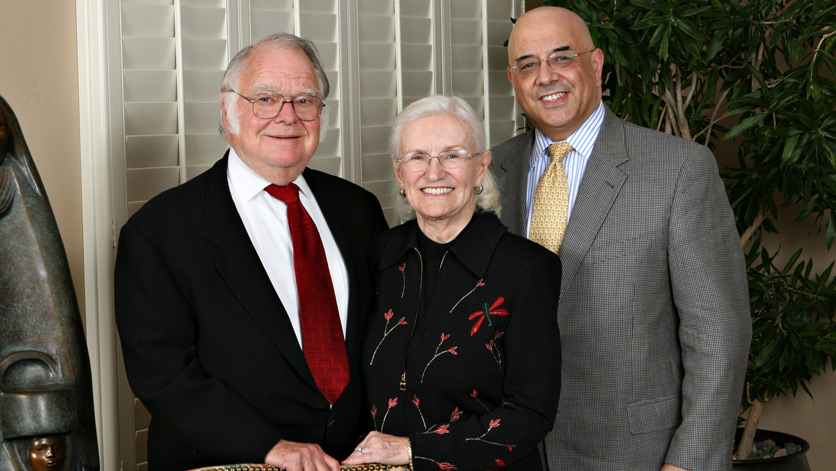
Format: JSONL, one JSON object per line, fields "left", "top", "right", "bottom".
{"left": 547, "top": 142, "right": 572, "bottom": 164}
{"left": 265, "top": 183, "right": 300, "bottom": 204}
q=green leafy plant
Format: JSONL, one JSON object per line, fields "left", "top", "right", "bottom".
{"left": 526, "top": 0, "right": 836, "bottom": 460}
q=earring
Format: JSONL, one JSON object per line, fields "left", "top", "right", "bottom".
{"left": 474, "top": 185, "right": 483, "bottom": 195}
{"left": 399, "top": 188, "right": 406, "bottom": 197}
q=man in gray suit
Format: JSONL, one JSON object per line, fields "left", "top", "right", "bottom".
{"left": 490, "top": 7, "right": 752, "bottom": 471}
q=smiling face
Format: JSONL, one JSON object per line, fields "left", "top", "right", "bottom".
{"left": 507, "top": 7, "right": 604, "bottom": 141}
{"left": 222, "top": 44, "right": 321, "bottom": 185}
{"left": 394, "top": 114, "right": 490, "bottom": 239}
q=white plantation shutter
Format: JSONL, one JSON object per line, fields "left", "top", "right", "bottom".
{"left": 484, "top": 0, "right": 520, "bottom": 146}
{"left": 450, "top": 0, "right": 486, "bottom": 119}
{"left": 121, "top": 0, "right": 180, "bottom": 218}
{"left": 358, "top": 0, "right": 399, "bottom": 223}
{"left": 249, "top": 0, "right": 294, "bottom": 40}
{"left": 109, "top": 1, "right": 523, "bottom": 468}
{"left": 297, "top": 0, "right": 343, "bottom": 176}
{"left": 180, "top": 0, "right": 230, "bottom": 179}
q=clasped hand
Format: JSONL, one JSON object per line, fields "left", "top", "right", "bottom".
{"left": 341, "top": 431, "right": 410, "bottom": 467}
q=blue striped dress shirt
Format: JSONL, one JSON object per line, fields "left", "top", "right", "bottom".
{"left": 524, "top": 101, "right": 605, "bottom": 236}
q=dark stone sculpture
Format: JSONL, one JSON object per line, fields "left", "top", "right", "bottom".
{"left": 0, "top": 94, "right": 99, "bottom": 470}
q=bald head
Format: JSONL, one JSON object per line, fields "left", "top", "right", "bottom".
{"left": 508, "top": 7, "right": 595, "bottom": 66}
{"left": 506, "top": 6, "right": 604, "bottom": 141}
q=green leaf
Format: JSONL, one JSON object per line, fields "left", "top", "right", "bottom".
{"left": 725, "top": 112, "right": 769, "bottom": 140}
{"left": 676, "top": 18, "right": 709, "bottom": 42}
{"left": 781, "top": 134, "right": 801, "bottom": 165}
{"left": 660, "top": 27, "right": 671, "bottom": 61}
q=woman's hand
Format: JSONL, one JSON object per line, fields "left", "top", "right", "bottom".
{"left": 341, "top": 431, "right": 410, "bottom": 466}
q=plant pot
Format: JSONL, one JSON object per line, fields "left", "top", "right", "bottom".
{"left": 732, "top": 428, "right": 811, "bottom": 471}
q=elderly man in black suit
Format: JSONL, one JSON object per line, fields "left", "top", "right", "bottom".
{"left": 115, "top": 33, "right": 387, "bottom": 471}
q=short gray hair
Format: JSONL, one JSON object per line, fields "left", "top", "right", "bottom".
{"left": 389, "top": 95, "right": 500, "bottom": 222}
{"left": 220, "top": 33, "right": 329, "bottom": 140}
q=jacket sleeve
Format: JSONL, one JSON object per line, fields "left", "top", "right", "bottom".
{"left": 664, "top": 145, "right": 752, "bottom": 470}
{"left": 114, "top": 219, "right": 283, "bottom": 463}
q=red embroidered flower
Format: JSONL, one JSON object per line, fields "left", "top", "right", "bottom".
{"left": 433, "top": 424, "right": 450, "bottom": 434}
{"left": 450, "top": 407, "right": 462, "bottom": 422}
{"left": 489, "top": 418, "right": 501, "bottom": 430}
{"left": 388, "top": 397, "right": 398, "bottom": 408}
{"left": 438, "top": 463, "right": 456, "bottom": 471}
{"left": 413, "top": 395, "right": 420, "bottom": 407}
{"left": 495, "top": 458, "right": 507, "bottom": 467}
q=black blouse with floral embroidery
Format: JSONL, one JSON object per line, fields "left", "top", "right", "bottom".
{"left": 363, "top": 212, "right": 562, "bottom": 471}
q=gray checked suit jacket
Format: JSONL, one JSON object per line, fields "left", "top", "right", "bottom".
{"left": 489, "top": 107, "right": 751, "bottom": 471}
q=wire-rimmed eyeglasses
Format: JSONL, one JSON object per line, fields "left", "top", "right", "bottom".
{"left": 508, "top": 50, "right": 596, "bottom": 78}
{"left": 229, "top": 90, "right": 325, "bottom": 122}
{"left": 397, "top": 149, "right": 482, "bottom": 172}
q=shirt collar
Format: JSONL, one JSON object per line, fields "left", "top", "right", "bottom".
{"left": 227, "top": 147, "right": 312, "bottom": 202}
{"left": 378, "top": 212, "right": 507, "bottom": 279}
{"left": 529, "top": 100, "right": 605, "bottom": 169}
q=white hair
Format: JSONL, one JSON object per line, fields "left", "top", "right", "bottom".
{"left": 389, "top": 95, "right": 500, "bottom": 222}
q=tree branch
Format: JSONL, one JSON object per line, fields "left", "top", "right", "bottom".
{"left": 740, "top": 211, "right": 765, "bottom": 249}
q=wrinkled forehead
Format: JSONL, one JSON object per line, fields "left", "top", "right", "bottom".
{"left": 239, "top": 46, "right": 319, "bottom": 95}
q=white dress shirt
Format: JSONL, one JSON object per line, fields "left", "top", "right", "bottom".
{"left": 524, "top": 101, "right": 605, "bottom": 236}
{"left": 227, "top": 148, "right": 349, "bottom": 346}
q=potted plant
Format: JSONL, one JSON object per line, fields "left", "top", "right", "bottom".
{"left": 520, "top": 0, "right": 836, "bottom": 467}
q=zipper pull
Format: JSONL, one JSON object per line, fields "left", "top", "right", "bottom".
{"left": 400, "top": 371, "right": 407, "bottom": 391}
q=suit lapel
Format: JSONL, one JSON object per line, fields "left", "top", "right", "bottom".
{"left": 495, "top": 132, "right": 533, "bottom": 235}
{"left": 560, "top": 109, "right": 629, "bottom": 297}
{"left": 201, "top": 155, "right": 316, "bottom": 388}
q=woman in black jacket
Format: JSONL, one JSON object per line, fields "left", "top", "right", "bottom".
{"left": 343, "top": 95, "right": 562, "bottom": 471}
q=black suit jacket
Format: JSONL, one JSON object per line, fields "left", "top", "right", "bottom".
{"left": 115, "top": 155, "right": 388, "bottom": 470}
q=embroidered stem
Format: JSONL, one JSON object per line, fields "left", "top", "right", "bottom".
{"left": 420, "top": 333, "right": 458, "bottom": 383}
{"left": 449, "top": 279, "right": 485, "bottom": 313}
{"left": 369, "top": 309, "right": 407, "bottom": 365}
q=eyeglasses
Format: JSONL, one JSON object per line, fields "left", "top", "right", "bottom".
{"left": 397, "top": 149, "right": 481, "bottom": 172}
{"left": 508, "top": 50, "right": 595, "bottom": 79}
{"left": 229, "top": 90, "right": 325, "bottom": 121}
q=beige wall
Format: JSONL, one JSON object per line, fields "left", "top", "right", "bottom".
{"left": 0, "top": 0, "right": 84, "bottom": 310}
{"left": 1, "top": 0, "right": 832, "bottom": 468}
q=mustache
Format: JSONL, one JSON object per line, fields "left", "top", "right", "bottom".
{"left": 535, "top": 86, "right": 571, "bottom": 97}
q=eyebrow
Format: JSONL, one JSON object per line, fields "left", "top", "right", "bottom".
{"left": 404, "top": 144, "right": 469, "bottom": 155}
{"left": 513, "top": 45, "right": 571, "bottom": 64}
{"left": 251, "top": 84, "right": 320, "bottom": 97}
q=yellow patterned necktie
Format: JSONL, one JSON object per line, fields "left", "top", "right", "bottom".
{"left": 530, "top": 142, "right": 573, "bottom": 254}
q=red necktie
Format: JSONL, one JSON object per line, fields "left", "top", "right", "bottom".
{"left": 265, "top": 183, "right": 349, "bottom": 404}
